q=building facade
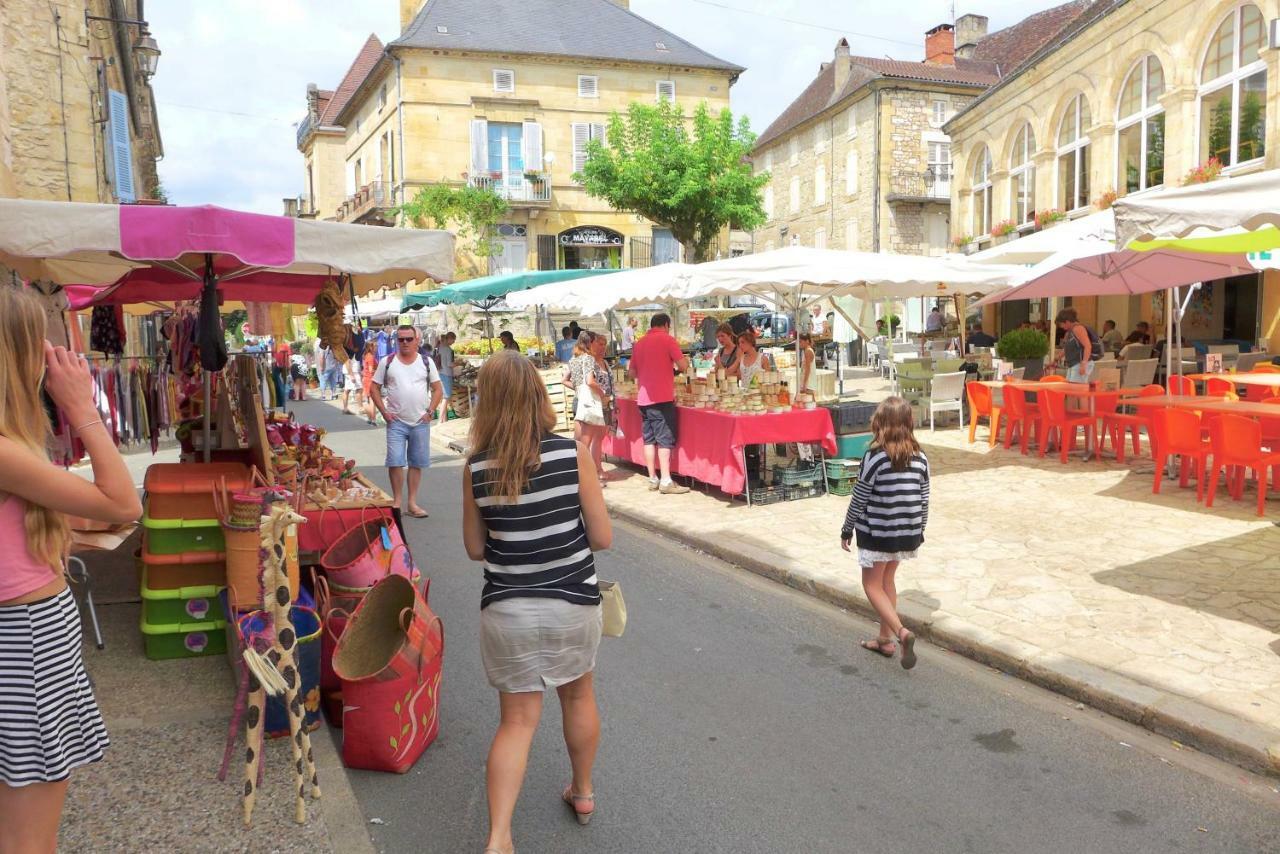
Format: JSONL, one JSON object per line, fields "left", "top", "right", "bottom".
{"left": 749, "top": 10, "right": 1088, "bottom": 259}
{"left": 297, "top": 0, "right": 741, "bottom": 279}
{"left": 0, "top": 0, "right": 162, "bottom": 205}
{"left": 947, "top": 0, "right": 1280, "bottom": 351}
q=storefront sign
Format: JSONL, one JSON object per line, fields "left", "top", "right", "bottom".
{"left": 559, "top": 226, "right": 623, "bottom": 247}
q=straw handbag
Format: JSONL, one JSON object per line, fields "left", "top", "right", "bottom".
{"left": 599, "top": 580, "right": 626, "bottom": 638}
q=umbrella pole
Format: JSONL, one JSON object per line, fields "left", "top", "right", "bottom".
{"left": 202, "top": 369, "right": 212, "bottom": 464}
{"left": 1165, "top": 287, "right": 1175, "bottom": 386}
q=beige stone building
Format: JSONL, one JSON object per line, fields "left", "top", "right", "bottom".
{"left": 0, "top": 0, "right": 162, "bottom": 205}
{"left": 297, "top": 0, "right": 741, "bottom": 279}
{"left": 750, "top": 10, "right": 1086, "bottom": 259}
{"left": 948, "top": 0, "right": 1280, "bottom": 351}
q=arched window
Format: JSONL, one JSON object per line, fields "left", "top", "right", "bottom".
{"left": 971, "top": 146, "right": 992, "bottom": 237}
{"left": 1009, "top": 123, "right": 1036, "bottom": 226}
{"left": 1200, "top": 4, "right": 1266, "bottom": 166}
{"left": 1056, "top": 94, "right": 1091, "bottom": 211}
{"left": 1118, "top": 56, "right": 1166, "bottom": 194}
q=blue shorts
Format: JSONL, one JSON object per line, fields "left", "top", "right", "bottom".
{"left": 386, "top": 419, "right": 431, "bottom": 469}
{"left": 440, "top": 373, "right": 454, "bottom": 399}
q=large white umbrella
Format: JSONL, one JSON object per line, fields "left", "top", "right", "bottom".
{"left": 968, "top": 209, "right": 1115, "bottom": 265}
{"left": 1113, "top": 168, "right": 1280, "bottom": 249}
{"left": 506, "top": 263, "right": 695, "bottom": 314}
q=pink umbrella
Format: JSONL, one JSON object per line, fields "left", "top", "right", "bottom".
{"left": 972, "top": 248, "right": 1253, "bottom": 307}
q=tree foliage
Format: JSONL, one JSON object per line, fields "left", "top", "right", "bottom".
{"left": 575, "top": 101, "right": 769, "bottom": 263}
{"left": 397, "top": 184, "right": 509, "bottom": 276}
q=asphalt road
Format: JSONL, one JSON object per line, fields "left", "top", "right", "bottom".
{"left": 301, "top": 401, "right": 1280, "bottom": 854}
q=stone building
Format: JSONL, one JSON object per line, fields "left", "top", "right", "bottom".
{"left": 297, "top": 0, "right": 741, "bottom": 279}
{"left": 750, "top": 10, "right": 1084, "bottom": 258}
{"left": 0, "top": 0, "right": 162, "bottom": 205}
{"left": 948, "top": 0, "right": 1280, "bottom": 351}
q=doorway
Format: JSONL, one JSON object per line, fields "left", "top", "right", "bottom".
{"left": 1222, "top": 273, "right": 1259, "bottom": 342}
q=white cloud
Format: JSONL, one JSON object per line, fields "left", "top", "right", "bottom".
{"left": 148, "top": 0, "right": 1066, "bottom": 212}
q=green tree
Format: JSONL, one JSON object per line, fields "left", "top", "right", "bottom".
{"left": 397, "top": 184, "right": 509, "bottom": 277}
{"left": 576, "top": 101, "right": 769, "bottom": 263}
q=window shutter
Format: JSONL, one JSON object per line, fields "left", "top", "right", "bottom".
{"left": 656, "top": 80, "right": 676, "bottom": 103}
{"left": 107, "top": 89, "right": 136, "bottom": 203}
{"left": 493, "top": 69, "right": 515, "bottom": 93}
{"left": 345, "top": 159, "right": 356, "bottom": 196}
{"left": 815, "top": 164, "right": 826, "bottom": 205}
{"left": 578, "top": 75, "right": 598, "bottom": 98}
{"left": 789, "top": 176, "right": 799, "bottom": 212}
{"left": 470, "top": 119, "right": 488, "bottom": 173}
{"left": 572, "top": 123, "right": 589, "bottom": 175}
{"left": 764, "top": 186, "right": 773, "bottom": 220}
{"left": 537, "top": 234, "right": 558, "bottom": 270}
{"left": 846, "top": 150, "right": 858, "bottom": 195}
{"left": 523, "top": 122, "right": 543, "bottom": 174}
{"left": 845, "top": 219, "right": 859, "bottom": 251}
{"left": 815, "top": 228, "right": 827, "bottom": 250}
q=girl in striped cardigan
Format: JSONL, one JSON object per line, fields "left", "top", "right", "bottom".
{"left": 840, "top": 397, "right": 930, "bottom": 670}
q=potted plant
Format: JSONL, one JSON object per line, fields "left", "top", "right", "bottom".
{"left": 951, "top": 234, "right": 976, "bottom": 254}
{"left": 1095, "top": 189, "right": 1117, "bottom": 210}
{"left": 995, "top": 328, "right": 1050, "bottom": 380}
{"left": 1182, "top": 157, "right": 1224, "bottom": 186}
{"left": 1034, "top": 208, "right": 1066, "bottom": 231}
{"left": 990, "top": 220, "right": 1017, "bottom": 244}
{"left": 885, "top": 313, "right": 901, "bottom": 334}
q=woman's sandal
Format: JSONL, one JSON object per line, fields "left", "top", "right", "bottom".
{"left": 859, "top": 638, "right": 896, "bottom": 658}
{"left": 563, "top": 787, "right": 595, "bottom": 826}
{"left": 898, "top": 628, "right": 918, "bottom": 670}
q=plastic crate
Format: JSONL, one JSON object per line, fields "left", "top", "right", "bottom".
{"left": 823, "top": 458, "right": 860, "bottom": 480}
{"left": 827, "top": 477, "right": 856, "bottom": 497}
{"left": 139, "top": 548, "right": 226, "bottom": 590}
{"left": 139, "top": 615, "right": 228, "bottom": 660}
{"left": 143, "top": 462, "right": 250, "bottom": 520}
{"left": 142, "top": 516, "right": 224, "bottom": 555}
{"left": 783, "top": 484, "right": 821, "bottom": 501}
{"left": 772, "top": 463, "right": 821, "bottom": 486}
{"left": 747, "top": 486, "right": 786, "bottom": 505}
{"left": 821, "top": 400, "right": 878, "bottom": 435}
{"left": 836, "top": 433, "right": 873, "bottom": 460}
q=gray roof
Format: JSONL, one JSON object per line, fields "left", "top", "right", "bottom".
{"left": 390, "top": 0, "right": 744, "bottom": 75}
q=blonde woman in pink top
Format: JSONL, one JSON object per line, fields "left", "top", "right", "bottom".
{"left": 0, "top": 287, "right": 141, "bottom": 853}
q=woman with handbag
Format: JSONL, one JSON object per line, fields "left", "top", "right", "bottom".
{"left": 463, "top": 351, "right": 613, "bottom": 854}
{"left": 568, "top": 332, "right": 609, "bottom": 487}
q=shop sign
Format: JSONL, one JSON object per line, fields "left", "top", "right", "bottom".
{"left": 559, "top": 226, "right": 623, "bottom": 247}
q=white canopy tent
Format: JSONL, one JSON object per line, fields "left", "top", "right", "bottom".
{"left": 505, "top": 263, "right": 694, "bottom": 313}
{"left": 968, "top": 209, "right": 1116, "bottom": 265}
{"left": 1113, "top": 168, "right": 1280, "bottom": 249}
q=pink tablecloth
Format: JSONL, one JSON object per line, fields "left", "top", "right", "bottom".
{"left": 603, "top": 398, "right": 837, "bottom": 495}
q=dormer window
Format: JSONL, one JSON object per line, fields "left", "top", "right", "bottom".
{"left": 493, "top": 69, "right": 515, "bottom": 93}
{"left": 436, "top": 25, "right": 448, "bottom": 34}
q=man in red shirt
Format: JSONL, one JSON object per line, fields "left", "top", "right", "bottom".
{"left": 627, "top": 313, "right": 691, "bottom": 494}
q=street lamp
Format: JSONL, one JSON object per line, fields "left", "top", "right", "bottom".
{"left": 85, "top": 11, "right": 161, "bottom": 80}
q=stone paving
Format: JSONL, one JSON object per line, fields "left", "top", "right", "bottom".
{"left": 432, "top": 370, "right": 1280, "bottom": 773}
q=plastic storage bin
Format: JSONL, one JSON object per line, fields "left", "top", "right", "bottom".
{"left": 140, "top": 548, "right": 226, "bottom": 590}
{"left": 142, "top": 516, "right": 224, "bottom": 555}
{"left": 140, "top": 615, "right": 228, "bottom": 660}
{"left": 143, "top": 462, "right": 251, "bottom": 520}
{"left": 141, "top": 569, "right": 226, "bottom": 626}
{"left": 836, "top": 433, "right": 873, "bottom": 460}
{"left": 821, "top": 400, "right": 878, "bottom": 435}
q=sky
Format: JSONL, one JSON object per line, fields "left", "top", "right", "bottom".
{"left": 148, "top": 0, "right": 1068, "bottom": 213}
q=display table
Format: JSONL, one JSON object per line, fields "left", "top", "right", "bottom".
{"left": 604, "top": 397, "right": 837, "bottom": 495}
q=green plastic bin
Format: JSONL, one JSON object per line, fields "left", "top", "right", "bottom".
{"left": 836, "top": 433, "right": 873, "bottom": 460}
{"left": 140, "top": 568, "right": 226, "bottom": 626}
{"left": 142, "top": 515, "right": 224, "bottom": 555}
{"left": 139, "top": 614, "right": 228, "bottom": 660}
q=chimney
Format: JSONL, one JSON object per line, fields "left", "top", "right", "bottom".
{"left": 400, "top": 0, "right": 428, "bottom": 32}
{"left": 925, "top": 24, "right": 955, "bottom": 66}
{"left": 955, "top": 13, "right": 989, "bottom": 59}
{"left": 832, "top": 38, "right": 851, "bottom": 95}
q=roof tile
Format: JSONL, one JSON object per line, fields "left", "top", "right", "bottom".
{"left": 319, "top": 34, "right": 385, "bottom": 126}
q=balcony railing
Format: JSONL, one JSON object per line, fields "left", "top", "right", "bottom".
{"left": 467, "top": 172, "right": 552, "bottom": 204}
{"left": 337, "top": 180, "right": 395, "bottom": 223}
{"left": 886, "top": 172, "right": 952, "bottom": 202}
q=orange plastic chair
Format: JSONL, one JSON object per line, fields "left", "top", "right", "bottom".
{"left": 1100, "top": 384, "right": 1163, "bottom": 463}
{"left": 1039, "top": 389, "right": 1096, "bottom": 464}
{"left": 1250, "top": 364, "right": 1279, "bottom": 373}
{"left": 966, "top": 381, "right": 1003, "bottom": 446}
{"left": 1206, "top": 415, "right": 1280, "bottom": 516}
{"left": 1000, "top": 385, "right": 1040, "bottom": 455}
{"left": 1204, "top": 377, "right": 1236, "bottom": 397}
{"left": 1259, "top": 396, "right": 1280, "bottom": 450}
{"left": 1167, "top": 375, "right": 1196, "bottom": 395}
{"left": 1152, "top": 408, "right": 1210, "bottom": 501}
{"left": 1039, "top": 375, "right": 1067, "bottom": 383}
{"left": 1241, "top": 368, "right": 1280, "bottom": 402}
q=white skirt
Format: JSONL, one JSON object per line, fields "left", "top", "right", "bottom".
{"left": 0, "top": 588, "right": 109, "bottom": 786}
{"left": 480, "top": 598, "right": 602, "bottom": 693}
{"left": 857, "top": 548, "right": 918, "bottom": 568}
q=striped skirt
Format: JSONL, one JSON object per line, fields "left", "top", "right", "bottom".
{"left": 0, "top": 588, "right": 109, "bottom": 787}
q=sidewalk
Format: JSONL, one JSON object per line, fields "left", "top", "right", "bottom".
{"left": 431, "top": 381, "right": 1280, "bottom": 776}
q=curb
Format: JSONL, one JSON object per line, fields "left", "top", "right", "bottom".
{"left": 604, "top": 501, "right": 1280, "bottom": 779}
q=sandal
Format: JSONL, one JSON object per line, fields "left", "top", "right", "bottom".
{"left": 898, "top": 628, "right": 918, "bottom": 670}
{"left": 859, "top": 638, "right": 896, "bottom": 658}
{"left": 563, "top": 786, "right": 595, "bottom": 826}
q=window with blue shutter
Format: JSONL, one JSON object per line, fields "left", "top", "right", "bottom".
{"left": 107, "top": 90, "right": 136, "bottom": 203}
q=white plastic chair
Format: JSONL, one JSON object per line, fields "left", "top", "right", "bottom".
{"left": 1235, "top": 351, "right": 1271, "bottom": 372}
{"left": 1118, "top": 343, "right": 1152, "bottom": 361}
{"left": 928, "top": 371, "right": 967, "bottom": 431}
{"left": 1121, "top": 358, "right": 1157, "bottom": 388}
{"left": 1010, "top": 367, "right": 1026, "bottom": 380}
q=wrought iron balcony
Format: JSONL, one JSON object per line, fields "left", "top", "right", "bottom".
{"left": 336, "top": 180, "right": 395, "bottom": 225}
{"left": 886, "top": 170, "right": 952, "bottom": 204}
{"left": 467, "top": 172, "right": 552, "bottom": 205}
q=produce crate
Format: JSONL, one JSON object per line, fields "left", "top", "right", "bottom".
{"left": 747, "top": 485, "right": 786, "bottom": 505}
{"left": 139, "top": 615, "right": 228, "bottom": 660}
{"left": 772, "top": 462, "right": 821, "bottom": 486}
{"left": 823, "top": 458, "right": 860, "bottom": 480}
{"left": 783, "top": 484, "right": 821, "bottom": 501}
{"left": 821, "top": 399, "right": 878, "bottom": 435}
{"left": 139, "top": 548, "right": 226, "bottom": 590}
{"left": 836, "top": 432, "right": 873, "bottom": 460}
{"left": 143, "top": 462, "right": 251, "bottom": 520}
{"left": 827, "top": 477, "right": 856, "bottom": 497}
{"left": 141, "top": 568, "right": 226, "bottom": 626}
{"left": 142, "top": 516, "right": 224, "bottom": 555}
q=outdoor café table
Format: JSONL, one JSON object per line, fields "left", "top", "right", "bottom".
{"left": 1186, "top": 373, "right": 1280, "bottom": 391}
{"left": 604, "top": 396, "right": 838, "bottom": 501}
{"left": 978, "top": 380, "right": 1117, "bottom": 459}
{"left": 1121, "top": 393, "right": 1280, "bottom": 419}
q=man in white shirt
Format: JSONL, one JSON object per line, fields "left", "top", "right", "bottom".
{"left": 370, "top": 325, "right": 444, "bottom": 519}
{"left": 925, "top": 306, "right": 944, "bottom": 334}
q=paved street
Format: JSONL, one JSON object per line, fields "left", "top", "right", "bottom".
{"left": 303, "top": 401, "right": 1280, "bottom": 854}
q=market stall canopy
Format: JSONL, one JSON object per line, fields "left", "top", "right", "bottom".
{"left": 402, "top": 268, "right": 614, "bottom": 309}
{"left": 507, "top": 263, "right": 696, "bottom": 314}
{"left": 967, "top": 209, "right": 1115, "bottom": 266}
{"left": 0, "top": 199, "right": 454, "bottom": 297}
{"left": 970, "top": 247, "right": 1253, "bottom": 307}
{"left": 1114, "top": 168, "right": 1280, "bottom": 253}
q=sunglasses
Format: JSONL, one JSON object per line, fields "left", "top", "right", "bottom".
{"left": 397, "top": 337, "right": 416, "bottom": 343}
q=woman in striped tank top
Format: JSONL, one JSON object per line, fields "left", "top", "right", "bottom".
{"left": 463, "top": 352, "right": 613, "bottom": 854}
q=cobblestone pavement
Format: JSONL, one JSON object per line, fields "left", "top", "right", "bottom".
{"left": 432, "top": 369, "right": 1280, "bottom": 772}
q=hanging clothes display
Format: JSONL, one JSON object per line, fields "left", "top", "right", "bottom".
{"left": 90, "top": 305, "right": 126, "bottom": 355}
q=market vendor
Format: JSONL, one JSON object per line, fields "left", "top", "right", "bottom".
{"left": 797, "top": 333, "right": 816, "bottom": 393}
{"left": 370, "top": 325, "right": 444, "bottom": 519}
{"left": 714, "top": 323, "right": 740, "bottom": 378}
